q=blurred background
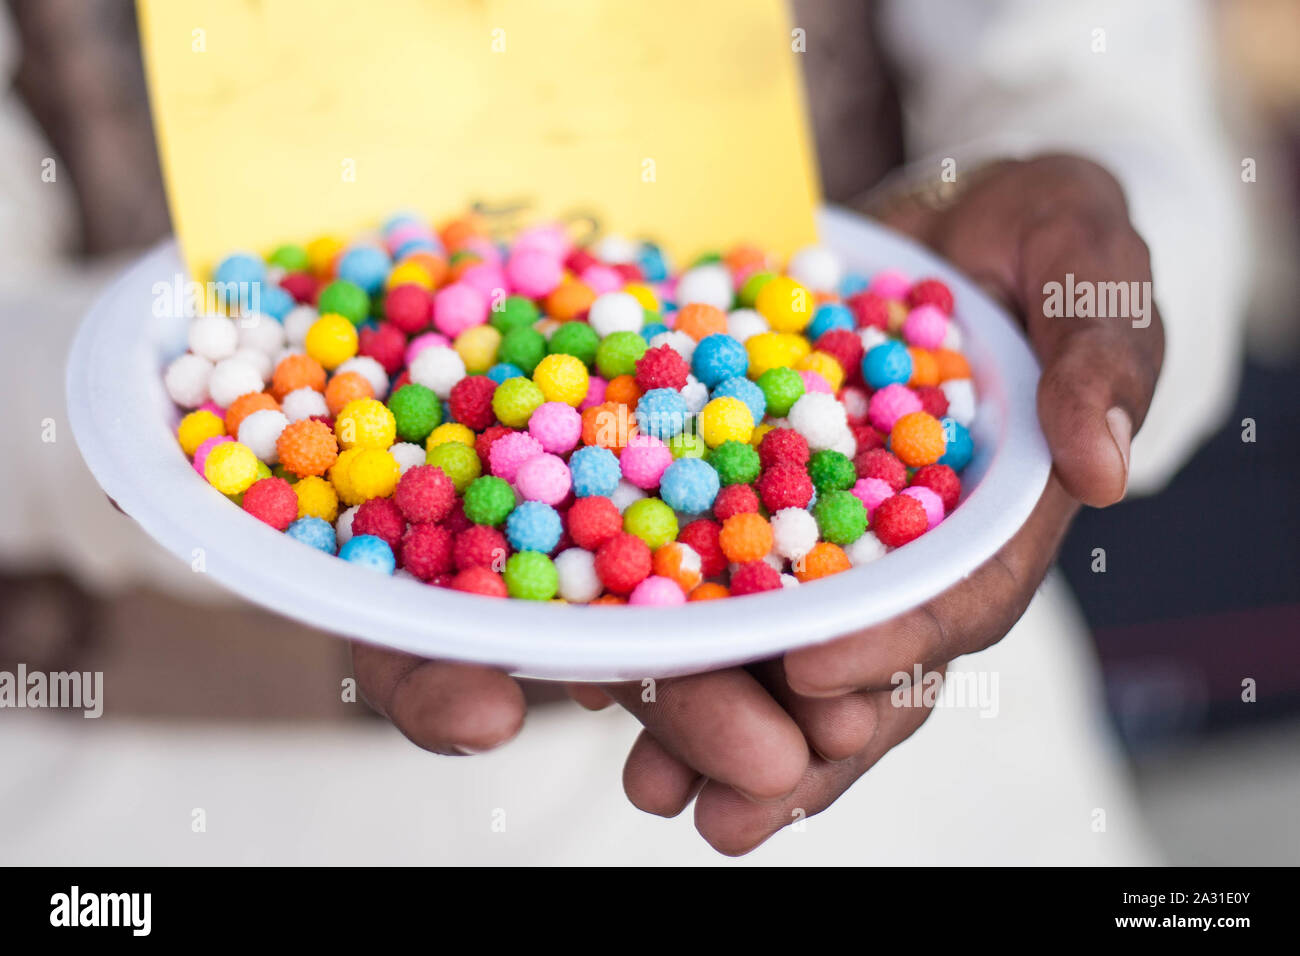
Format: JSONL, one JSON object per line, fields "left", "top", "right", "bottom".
{"left": 0, "top": 0, "right": 1297, "bottom": 865}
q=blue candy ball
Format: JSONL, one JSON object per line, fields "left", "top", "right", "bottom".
{"left": 808, "top": 302, "right": 855, "bottom": 340}
{"left": 635, "top": 387, "right": 690, "bottom": 439}
{"left": 214, "top": 252, "right": 266, "bottom": 288}
{"left": 336, "top": 245, "right": 392, "bottom": 296}
{"left": 258, "top": 284, "right": 295, "bottom": 321}
{"left": 640, "top": 322, "right": 670, "bottom": 342}
{"left": 505, "top": 501, "right": 563, "bottom": 553}
{"left": 286, "top": 517, "right": 337, "bottom": 554}
{"left": 862, "top": 341, "right": 914, "bottom": 388}
{"left": 487, "top": 362, "right": 525, "bottom": 384}
{"left": 638, "top": 244, "right": 670, "bottom": 282}
{"left": 339, "top": 534, "right": 395, "bottom": 574}
{"left": 394, "top": 237, "right": 441, "bottom": 260}
{"left": 938, "top": 417, "right": 974, "bottom": 471}
{"left": 658, "top": 457, "right": 721, "bottom": 515}
{"left": 569, "top": 445, "right": 621, "bottom": 498}
{"left": 711, "top": 375, "right": 766, "bottom": 423}
{"left": 691, "top": 333, "right": 749, "bottom": 387}
{"left": 838, "top": 272, "right": 870, "bottom": 298}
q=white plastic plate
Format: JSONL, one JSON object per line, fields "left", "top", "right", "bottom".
{"left": 66, "top": 207, "right": 1050, "bottom": 680}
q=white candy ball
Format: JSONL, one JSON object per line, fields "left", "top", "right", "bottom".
{"left": 273, "top": 347, "right": 303, "bottom": 368}
{"left": 829, "top": 428, "right": 857, "bottom": 458}
{"left": 788, "top": 392, "right": 849, "bottom": 450}
{"left": 780, "top": 573, "right": 801, "bottom": 589}
{"left": 237, "top": 408, "right": 289, "bottom": 464}
{"left": 726, "top": 308, "right": 768, "bottom": 342}
{"left": 787, "top": 245, "right": 842, "bottom": 293}
{"left": 588, "top": 292, "right": 645, "bottom": 338}
{"left": 859, "top": 326, "right": 889, "bottom": 352}
{"left": 281, "top": 386, "right": 328, "bottom": 422}
{"left": 232, "top": 347, "right": 272, "bottom": 383}
{"left": 554, "top": 548, "right": 602, "bottom": 603}
{"left": 675, "top": 263, "right": 733, "bottom": 310}
{"left": 283, "top": 305, "right": 318, "bottom": 346}
{"left": 770, "top": 507, "right": 819, "bottom": 561}
{"left": 847, "top": 531, "right": 887, "bottom": 565}
{"left": 389, "top": 442, "right": 426, "bottom": 474}
{"left": 593, "top": 235, "right": 639, "bottom": 265}
{"left": 649, "top": 329, "right": 695, "bottom": 364}
{"left": 336, "top": 356, "right": 389, "bottom": 399}
{"left": 163, "top": 352, "right": 213, "bottom": 408}
{"left": 680, "top": 376, "right": 709, "bottom": 415}
{"left": 610, "top": 479, "right": 646, "bottom": 513}
{"left": 187, "top": 315, "right": 238, "bottom": 362}
{"left": 336, "top": 505, "right": 359, "bottom": 546}
{"left": 940, "top": 320, "right": 963, "bottom": 351}
{"left": 408, "top": 345, "right": 466, "bottom": 399}
{"left": 237, "top": 313, "right": 286, "bottom": 354}
{"left": 208, "top": 356, "right": 264, "bottom": 407}
{"left": 940, "top": 378, "right": 977, "bottom": 427}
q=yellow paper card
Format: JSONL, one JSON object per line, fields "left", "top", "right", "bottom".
{"left": 138, "top": 0, "right": 821, "bottom": 280}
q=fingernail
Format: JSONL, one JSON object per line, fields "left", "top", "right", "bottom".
{"left": 1105, "top": 407, "right": 1131, "bottom": 499}
{"left": 450, "top": 744, "right": 485, "bottom": 756}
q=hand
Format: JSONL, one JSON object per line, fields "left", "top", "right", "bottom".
{"left": 603, "top": 155, "right": 1165, "bottom": 854}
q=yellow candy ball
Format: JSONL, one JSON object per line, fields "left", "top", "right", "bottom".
{"left": 177, "top": 409, "right": 225, "bottom": 457}
{"left": 623, "top": 282, "right": 660, "bottom": 313}
{"left": 454, "top": 325, "right": 503, "bottom": 374}
{"left": 348, "top": 448, "right": 400, "bottom": 500}
{"left": 698, "top": 396, "right": 754, "bottom": 447}
{"left": 294, "top": 474, "right": 340, "bottom": 522}
{"left": 386, "top": 260, "right": 434, "bottom": 290}
{"left": 306, "top": 235, "right": 345, "bottom": 277}
{"left": 426, "top": 422, "right": 476, "bottom": 450}
{"left": 745, "top": 331, "right": 811, "bottom": 379}
{"left": 335, "top": 398, "right": 396, "bottom": 450}
{"left": 797, "top": 350, "right": 846, "bottom": 393}
{"left": 305, "top": 313, "right": 359, "bottom": 371}
{"left": 330, "top": 447, "right": 365, "bottom": 506}
{"left": 204, "top": 441, "right": 260, "bottom": 495}
{"left": 532, "top": 352, "right": 590, "bottom": 407}
{"left": 751, "top": 423, "right": 774, "bottom": 447}
{"left": 755, "top": 276, "right": 814, "bottom": 333}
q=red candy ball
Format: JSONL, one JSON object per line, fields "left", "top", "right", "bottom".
{"left": 566, "top": 496, "right": 623, "bottom": 551}
{"left": 729, "top": 560, "right": 782, "bottom": 595}
{"left": 914, "top": 384, "right": 950, "bottom": 419}
{"left": 385, "top": 283, "right": 433, "bottom": 333}
{"left": 910, "top": 464, "right": 961, "bottom": 513}
{"left": 401, "top": 522, "right": 455, "bottom": 581}
{"left": 451, "top": 566, "right": 508, "bottom": 597}
{"left": 449, "top": 375, "right": 498, "bottom": 431}
{"left": 907, "top": 278, "right": 954, "bottom": 315}
{"left": 393, "top": 464, "right": 456, "bottom": 524}
{"left": 756, "top": 463, "right": 814, "bottom": 511}
{"left": 280, "top": 272, "right": 320, "bottom": 304}
{"left": 475, "top": 424, "right": 516, "bottom": 465}
{"left": 847, "top": 290, "right": 889, "bottom": 330}
{"left": 442, "top": 496, "right": 472, "bottom": 534}
{"left": 872, "top": 494, "right": 928, "bottom": 548}
{"left": 758, "top": 427, "right": 810, "bottom": 470}
{"left": 634, "top": 344, "right": 690, "bottom": 392}
{"left": 854, "top": 447, "right": 907, "bottom": 492}
{"left": 594, "top": 532, "right": 652, "bottom": 595}
{"left": 851, "top": 424, "right": 885, "bottom": 453}
{"left": 712, "top": 483, "right": 759, "bottom": 522}
{"left": 358, "top": 323, "right": 407, "bottom": 375}
{"left": 352, "top": 497, "right": 407, "bottom": 552}
{"left": 677, "top": 518, "right": 726, "bottom": 577}
{"left": 814, "top": 329, "right": 863, "bottom": 383}
{"left": 241, "top": 477, "right": 297, "bottom": 531}
{"left": 454, "top": 524, "right": 509, "bottom": 571}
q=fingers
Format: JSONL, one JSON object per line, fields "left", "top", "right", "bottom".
{"left": 622, "top": 730, "right": 701, "bottom": 818}
{"left": 693, "top": 681, "right": 939, "bottom": 856}
{"left": 783, "top": 478, "right": 1077, "bottom": 697}
{"left": 565, "top": 682, "right": 614, "bottom": 711}
{"left": 351, "top": 642, "right": 525, "bottom": 755}
{"left": 749, "top": 660, "right": 879, "bottom": 761}
{"left": 603, "top": 669, "right": 810, "bottom": 802}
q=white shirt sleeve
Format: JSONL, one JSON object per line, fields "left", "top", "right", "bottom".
{"left": 879, "top": 0, "right": 1249, "bottom": 494}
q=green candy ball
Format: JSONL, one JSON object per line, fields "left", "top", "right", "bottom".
{"left": 812, "top": 490, "right": 867, "bottom": 545}
{"left": 807, "top": 449, "right": 857, "bottom": 493}
{"left": 706, "top": 440, "right": 760, "bottom": 486}
{"left": 547, "top": 321, "right": 600, "bottom": 368}
{"left": 595, "top": 331, "right": 647, "bottom": 379}
{"left": 504, "top": 551, "right": 558, "bottom": 601}
{"left": 498, "top": 326, "right": 547, "bottom": 375}
{"left": 317, "top": 279, "right": 371, "bottom": 326}
{"left": 462, "top": 476, "right": 516, "bottom": 527}
{"left": 387, "top": 383, "right": 442, "bottom": 443}
{"left": 757, "top": 366, "right": 806, "bottom": 418}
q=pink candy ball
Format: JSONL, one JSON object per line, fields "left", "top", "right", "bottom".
{"left": 515, "top": 453, "right": 572, "bottom": 506}
{"left": 385, "top": 223, "right": 433, "bottom": 255}
{"left": 851, "top": 477, "right": 894, "bottom": 516}
{"left": 405, "top": 331, "right": 451, "bottom": 366}
{"left": 433, "top": 282, "right": 489, "bottom": 337}
{"left": 528, "top": 402, "right": 582, "bottom": 454}
{"left": 580, "top": 264, "right": 623, "bottom": 295}
{"left": 198, "top": 400, "right": 225, "bottom": 418}
{"left": 457, "top": 262, "right": 509, "bottom": 300}
{"left": 868, "top": 383, "right": 922, "bottom": 433}
{"left": 506, "top": 248, "right": 563, "bottom": 298}
{"left": 488, "top": 431, "right": 544, "bottom": 483}
{"left": 579, "top": 375, "right": 608, "bottom": 411}
{"left": 460, "top": 236, "right": 503, "bottom": 267}
{"left": 868, "top": 268, "right": 911, "bottom": 301}
{"left": 902, "top": 486, "right": 945, "bottom": 529}
{"left": 798, "top": 369, "right": 833, "bottom": 395}
{"left": 513, "top": 224, "right": 571, "bottom": 260}
{"left": 628, "top": 575, "right": 687, "bottom": 606}
{"left": 192, "top": 435, "right": 232, "bottom": 475}
{"left": 620, "top": 435, "right": 673, "bottom": 490}
{"left": 902, "top": 304, "right": 949, "bottom": 349}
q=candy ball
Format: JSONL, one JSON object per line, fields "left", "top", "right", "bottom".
{"left": 165, "top": 353, "right": 214, "bottom": 408}
{"left": 872, "top": 494, "right": 928, "bottom": 548}
{"left": 409, "top": 345, "right": 467, "bottom": 399}
{"left": 554, "top": 548, "right": 603, "bottom": 603}
{"left": 287, "top": 516, "right": 337, "bottom": 554}
{"left": 533, "top": 353, "right": 589, "bottom": 407}
{"left": 463, "top": 475, "right": 517, "bottom": 526}
{"left": 770, "top": 507, "right": 819, "bottom": 561}
{"left": 594, "top": 532, "right": 653, "bottom": 595}
{"left": 862, "top": 340, "right": 913, "bottom": 388}
{"left": 658, "top": 457, "right": 720, "bottom": 514}
{"left": 515, "top": 453, "right": 571, "bottom": 505}
{"left": 339, "top": 534, "right": 396, "bottom": 574}
{"left": 504, "top": 551, "right": 559, "bottom": 601}
{"left": 788, "top": 392, "right": 848, "bottom": 451}
{"left": 506, "top": 249, "right": 563, "bottom": 298}
{"left": 208, "top": 357, "right": 265, "bottom": 408}
{"left": 629, "top": 575, "right": 686, "bottom": 606}
{"left": 304, "top": 313, "right": 359, "bottom": 371}
{"left": 652, "top": 542, "right": 703, "bottom": 593}
{"left": 204, "top": 441, "right": 260, "bottom": 494}
{"left": 938, "top": 417, "right": 974, "bottom": 471}
{"left": 595, "top": 331, "right": 648, "bottom": 380}
{"left": 623, "top": 497, "right": 678, "bottom": 550}
{"left": 755, "top": 276, "right": 814, "bottom": 333}
{"left": 698, "top": 396, "right": 754, "bottom": 448}
{"left": 674, "top": 264, "right": 733, "bottom": 311}
{"left": 890, "top": 411, "right": 946, "bottom": 467}
{"left": 588, "top": 291, "right": 645, "bottom": 338}
{"left": 491, "top": 377, "right": 545, "bottom": 428}
{"left": 426, "top": 440, "right": 482, "bottom": 492}
{"left": 188, "top": 315, "right": 239, "bottom": 362}
{"left": 568, "top": 445, "right": 621, "bottom": 498}
{"left": 177, "top": 409, "right": 225, "bottom": 457}
{"left": 901, "top": 485, "right": 945, "bottom": 530}
{"left": 620, "top": 434, "right": 674, "bottom": 490}
{"left": 282, "top": 386, "right": 329, "bottom": 422}
{"left": 505, "top": 501, "right": 563, "bottom": 553}
{"left": 238, "top": 408, "right": 289, "bottom": 464}
{"left": 317, "top": 279, "right": 370, "bottom": 326}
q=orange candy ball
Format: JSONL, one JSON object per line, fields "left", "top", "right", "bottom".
{"left": 224, "top": 391, "right": 278, "bottom": 437}
{"left": 324, "top": 371, "right": 374, "bottom": 416}
{"left": 580, "top": 402, "right": 636, "bottom": 456}
{"left": 890, "top": 411, "right": 947, "bottom": 467}
{"left": 688, "top": 582, "right": 730, "bottom": 601}
{"left": 546, "top": 278, "right": 597, "bottom": 321}
{"left": 907, "top": 348, "right": 940, "bottom": 387}
{"left": 652, "top": 542, "right": 703, "bottom": 593}
{"left": 794, "top": 542, "right": 851, "bottom": 582}
{"left": 604, "top": 374, "right": 643, "bottom": 409}
{"left": 718, "top": 512, "right": 774, "bottom": 564}
{"left": 933, "top": 348, "right": 972, "bottom": 382}
{"left": 276, "top": 418, "right": 339, "bottom": 478}
{"left": 674, "top": 303, "right": 728, "bottom": 342}
{"left": 271, "top": 354, "right": 326, "bottom": 401}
